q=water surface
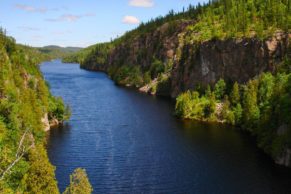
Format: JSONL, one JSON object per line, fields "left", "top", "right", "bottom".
{"left": 41, "top": 60, "right": 291, "bottom": 194}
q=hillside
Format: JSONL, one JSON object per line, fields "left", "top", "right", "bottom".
{"left": 37, "top": 45, "right": 82, "bottom": 60}
{"left": 65, "top": 0, "right": 291, "bottom": 167}
{"left": 0, "top": 29, "right": 93, "bottom": 193}
{"left": 62, "top": 44, "right": 98, "bottom": 64}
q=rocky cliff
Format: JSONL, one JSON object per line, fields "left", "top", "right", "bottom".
{"left": 82, "top": 22, "right": 289, "bottom": 98}
{"left": 81, "top": 20, "right": 192, "bottom": 73}
{"left": 79, "top": 21, "right": 291, "bottom": 168}
{"left": 171, "top": 31, "right": 290, "bottom": 97}
{"left": 108, "top": 21, "right": 192, "bottom": 70}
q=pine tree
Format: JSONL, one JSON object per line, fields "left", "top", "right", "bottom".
{"left": 214, "top": 79, "right": 226, "bottom": 100}
{"left": 230, "top": 82, "right": 240, "bottom": 105}
{"left": 63, "top": 168, "right": 93, "bottom": 194}
{"left": 242, "top": 80, "right": 260, "bottom": 130}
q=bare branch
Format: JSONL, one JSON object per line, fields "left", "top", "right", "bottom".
{"left": 0, "top": 128, "right": 33, "bottom": 181}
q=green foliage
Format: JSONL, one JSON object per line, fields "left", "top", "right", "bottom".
{"left": 187, "top": 0, "right": 291, "bottom": 42}
{"left": 63, "top": 168, "right": 93, "bottom": 194}
{"left": 258, "top": 73, "right": 275, "bottom": 109}
{"left": 37, "top": 45, "right": 82, "bottom": 60}
{"left": 143, "top": 71, "right": 151, "bottom": 84}
{"left": 63, "top": 42, "right": 113, "bottom": 66}
{"left": 242, "top": 79, "right": 260, "bottom": 130}
{"left": 221, "top": 95, "right": 235, "bottom": 125}
{"left": 49, "top": 96, "right": 71, "bottom": 122}
{"left": 68, "top": 0, "right": 290, "bottom": 106}
{"left": 214, "top": 79, "right": 226, "bottom": 100}
{"left": 80, "top": 43, "right": 113, "bottom": 69}
{"left": 230, "top": 82, "right": 240, "bottom": 105}
{"left": 109, "top": 66, "right": 144, "bottom": 87}
{"left": 175, "top": 72, "right": 291, "bottom": 160}
{"left": 233, "top": 103, "right": 243, "bottom": 125}
{"left": 0, "top": 28, "right": 77, "bottom": 193}
{"left": 150, "top": 58, "right": 165, "bottom": 77}
{"left": 20, "top": 146, "right": 59, "bottom": 194}
{"left": 175, "top": 90, "right": 216, "bottom": 120}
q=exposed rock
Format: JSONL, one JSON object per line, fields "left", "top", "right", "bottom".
{"left": 276, "top": 149, "right": 291, "bottom": 167}
{"left": 139, "top": 84, "right": 152, "bottom": 94}
{"left": 49, "top": 118, "right": 60, "bottom": 128}
{"left": 171, "top": 33, "right": 289, "bottom": 97}
{"left": 41, "top": 113, "right": 62, "bottom": 131}
{"left": 139, "top": 78, "right": 158, "bottom": 95}
{"left": 275, "top": 124, "right": 291, "bottom": 167}
{"left": 81, "top": 21, "right": 193, "bottom": 72}
{"left": 85, "top": 21, "right": 289, "bottom": 99}
{"left": 81, "top": 21, "right": 290, "bottom": 167}
{"left": 41, "top": 113, "right": 50, "bottom": 132}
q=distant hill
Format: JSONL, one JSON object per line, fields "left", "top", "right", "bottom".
{"left": 41, "top": 45, "right": 82, "bottom": 52}
{"left": 36, "top": 45, "right": 83, "bottom": 59}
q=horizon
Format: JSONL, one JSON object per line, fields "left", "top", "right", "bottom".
{"left": 0, "top": 0, "right": 208, "bottom": 48}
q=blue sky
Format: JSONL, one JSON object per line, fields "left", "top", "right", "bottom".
{"left": 0, "top": 0, "right": 207, "bottom": 47}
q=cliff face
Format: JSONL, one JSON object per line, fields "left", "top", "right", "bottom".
{"left": 86, "top": 23, "right": 289, "bottom": 99}
{"left": 80, "top": 22, "right": 290, "bottom": 167}
{"left": 108, "top": 21, "right": 192, "bottom": 70}
{"left": 171, "top": 32, "right": 290, "bottom": 97}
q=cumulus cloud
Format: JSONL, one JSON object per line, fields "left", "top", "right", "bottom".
{"left": 129, "top": 0, "right": 154, "bottom": 7}
{"left": 46, "top": 13, "right": 95, "bottom": 22}
{"left": 122, "top": 16, "right": 140, "bottom": 24}
{"left": 15, "top": 4, "right": 48, "bottom": 13}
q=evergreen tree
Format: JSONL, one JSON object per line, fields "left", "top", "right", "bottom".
{"left": 214, "top": 79, "right": 226, "bottom": 100}
{"left": 63, "top": 168, "right": 93, "bottom": 194}
{"left": 242, "top": 80, "right": 260, "bottom": 130}
{"left": 230, "top": 82, "right": 240, "bottom": 105}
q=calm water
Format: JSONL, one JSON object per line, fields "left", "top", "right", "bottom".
{"left": 41, "top": 60, "right": 291, "bottom": 194}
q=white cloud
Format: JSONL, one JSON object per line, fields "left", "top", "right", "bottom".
{"left": 60, "top": 14, "right": 81, "bottom": 22}
{"left": 46, "top": 13, "right": 95, "bottom": 22}
{"left": 122, "top": 16, "right": 140, "bottom": 24}
{"left": 18, "top": 26, "right": 40, "bottom": 31}
{"left": 129, "top": 0, "right": 154, "bottom": 7}
{"left": 52, "top": 30, "right": 72, "bottom": 35}
{"left": 15, "top": 4, "right": 47, "bottom": 13}
{"left": 15, "top": 4, "right": 68, "bottom": 14}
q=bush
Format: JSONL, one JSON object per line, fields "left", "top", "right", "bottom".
{"left": 48, "top": 96, "right": 71, "bottom": 122}
{"left": 175, "top": 90, "right": 215, "bottom": 120}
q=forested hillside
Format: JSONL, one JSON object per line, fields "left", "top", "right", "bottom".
{"left": 37, "top": 45, "right": 82, "bottom": 60}
{"left": 0, "top": 29, "right": 91, "bottom": 193}
{"left": 64, "top": 0, "right": 291, "bottom": 167}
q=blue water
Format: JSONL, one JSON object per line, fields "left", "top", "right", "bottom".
{"left": 41, "top": 60, "right": 291, "bottom": 194}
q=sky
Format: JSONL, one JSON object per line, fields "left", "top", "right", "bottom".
{"left": 0, "top": 0, "right": 207, "bottom": 47}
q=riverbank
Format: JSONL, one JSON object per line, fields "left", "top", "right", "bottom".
{"left": 44, "top": 61, "right": 291, "bottom": 193}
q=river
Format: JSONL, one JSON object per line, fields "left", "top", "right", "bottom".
{"left": 41, "top": 60, "right": 291, "bottom": 194}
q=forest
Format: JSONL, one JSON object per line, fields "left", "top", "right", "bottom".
{"left": 3, "top": 0, "right": 290, "bottom": 192}
{"left": 175, "top": 72, "right": 291, "bottom": 160}
{"left": 0, "top": 29, "right": 92, "bottom": 193}
{"left": 64, "top": 0, "right": 290, "bottom": 66}
{"left": 64, "top": 0, "right": 291, "bottom": 166}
